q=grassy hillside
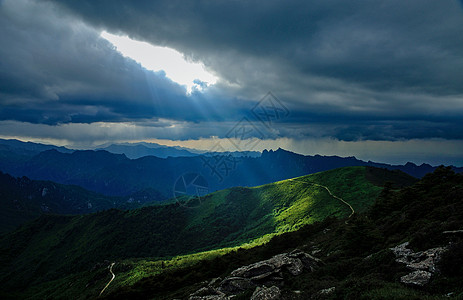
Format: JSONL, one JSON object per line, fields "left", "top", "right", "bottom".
{"left": 0, "top": 166, "right": 416, "bottom": 299}
{"left": 22, "top": 166, "right": 457, "bottom": 300}
{"left": 107, "top": 166, "right": 463, "bottom": 300}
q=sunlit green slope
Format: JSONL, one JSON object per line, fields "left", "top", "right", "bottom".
{"left": 0, "top": 166, "right": 416, "bottom": 299}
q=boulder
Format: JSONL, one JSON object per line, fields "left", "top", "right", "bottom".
{"left": 400, "top": 270, "right": 432, "bottom": 286}
{"left": 189, "top": 250, "right": 321, "bottom": 298}
{"left": 230, "top": 250, "right": 320, "bottom": 281}
{"left": 390, "top": 241, "right": 447, "bottom": 286}
{"left": 285, "top": 256, "right": 304, "bottom": 276}
{"left": 251, "top": 286, "right": 281, "bottom": 300}
{"left": 231, "top": 262, "right": 276, "bottom": 279}
{"left": 288, "top": 249, "right": 323, "bottom": 272}
{"left": 218, "top": 277, "right": 255, "bottom": 294}
{"left": 390, "top": 242, "right": 414, "bottom": 264}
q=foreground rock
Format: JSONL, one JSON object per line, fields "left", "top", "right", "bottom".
{"left": 251, "top": 286, "right": 281, "bottom": 300}
{"left": 390, "top": 242, "right": 447, "bottom": 286}
{"left": 400, "top": 270, "right": 432, "bottom": 286}
{"left": 188, "top": 249, "right": 322, "bottom": 299}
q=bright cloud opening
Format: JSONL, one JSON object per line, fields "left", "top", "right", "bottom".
{"left": 100, "top": 31, "right": 218, "bottom": 93}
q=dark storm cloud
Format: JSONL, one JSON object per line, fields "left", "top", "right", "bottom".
{"left": 45, "top": 0, "right": 463, "bottom": 140}
{"left": 1, "top": 0, "right": 463, "bottom": 141}
{"left": 47, "top": 0, "right": 463, "bottom": 93}
{"left": 0, "top": 0, "right": 250, "bottom": 125}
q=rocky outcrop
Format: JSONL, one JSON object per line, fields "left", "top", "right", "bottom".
{"left": 390, "top": 242, "right": 447, "bottom": 286}
{"left": 400, "top": 270, "right": 432, "bottom": 286}
{"left": 251, "top": 286, "right": 281, "bottom": 300}
{"left": 188, "top": 249, "right": 322, "bottom": 299}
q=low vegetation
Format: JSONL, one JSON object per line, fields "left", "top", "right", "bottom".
{"left": 97, "top": 166, "right": 462, "bottom": 299}
{"left": 0, "top": 166, "right": 425, "bottom": 299}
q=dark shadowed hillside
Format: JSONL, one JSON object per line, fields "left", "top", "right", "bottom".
{"left": 0, "top": 171, "right": 162, "bottom": 233}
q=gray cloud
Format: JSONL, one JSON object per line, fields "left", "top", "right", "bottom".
{"left": 1, "top": 0, "right": 463, "bottom": 143}
{"left": 48, "top": 0, "right": 463, "bottom": 92}
{"left": 0, "top": 0, "right": 252, "bottom": 125}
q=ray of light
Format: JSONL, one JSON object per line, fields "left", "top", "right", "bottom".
{"left": 101, "top": 31, "right": 218, "bottom": 94}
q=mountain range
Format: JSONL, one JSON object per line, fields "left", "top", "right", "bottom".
{"left": 96, "top": 142, "right": 262, "bottom": 159}
{"left": 97, "top": 142, "right": 199, "bottom": 159}
{"left": 0, "top": 145, "right": 460, "bottom": 199}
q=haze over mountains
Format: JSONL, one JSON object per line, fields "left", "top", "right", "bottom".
{"left": 0, "top": 139, "right": 461, "bottom": 201}
{"left": 97, "top": 142, "right": 199, "bottom": 159}
{"left": 97, "top": 142, "right": 261, "bottom": 159}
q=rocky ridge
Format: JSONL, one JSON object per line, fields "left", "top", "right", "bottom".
{"left": 390, "top": 241, "right": 447, "bottom": 286}
{"left": 189, "top": 249, "right": 323, "bottom": 300}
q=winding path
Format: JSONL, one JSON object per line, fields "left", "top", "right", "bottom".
{"left": 290, "top": 179, "right": 355, "bottom": 220}
{"left": 99, "top": 262, "right": 115, "bottom": 297}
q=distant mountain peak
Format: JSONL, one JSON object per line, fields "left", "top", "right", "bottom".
{"left": 275, "top": 147, "right": 292, "bottom": 153}
{"left": 262, "top": 147, "right": 300, "bottom": 158}
{"left": 98, "top": 143, "right": 198, "bottom": 159}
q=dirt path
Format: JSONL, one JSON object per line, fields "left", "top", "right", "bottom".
{"left": 290, "top": 179, "right": 355, "bottom": 219}
{"left": 99, "top": 262, "right": 115, "bottom": 297}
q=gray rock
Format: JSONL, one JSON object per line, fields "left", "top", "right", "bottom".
{"left": 251, "top": 286, "right": 281, "bottom": 300}
{"left": 391, "top": 242, "right": 446, "bottom": 273}
{"left": 190, "top": 250, "right": 320, "bottom": 298}
{"left": 230, "top": 251, "right": 312, "bottom": 279}
{"left": 219, "top": 277, "right": 255, "bottom": 294}
{"left": 208, "top": 277, "right": 222, "bottom": 286}
{"left": 289, "top": 249, "right": 323, "bottom": 272}
{"left": 391, "top": 242, "right": 447, "bottom": 286}
{"left": 249, "top": 271, "right": 277, "bottom": 281}
{"left": 285, "top": 257, "right": 304, "bottom": 276}
{"left": 231, "top": 262, "right": 275, "bottom": 278}
{"left": 400, "top": 270, "right": 432, "bottom": 286}
{"left": 390, "top": 242, "right": 414, "bottom": 264}
{"left": 319, "top": 287, "right": 336, "bottom": 295}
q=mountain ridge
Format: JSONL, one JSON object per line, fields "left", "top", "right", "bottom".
{"left": 97, "top": 143, "right": 198, "bottom": 159}
{"left": 0, "top": 147, "right": 459, "bottom": 201}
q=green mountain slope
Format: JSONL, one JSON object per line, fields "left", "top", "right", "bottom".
{"left": 103, "top": 166, "right": 463, "bottom": 300}
{"left": 0, "top": 166, "right": 415, "bottom": 299}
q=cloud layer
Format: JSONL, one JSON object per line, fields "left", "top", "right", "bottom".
{"left": 1, "top": 0, "right": 463, "bottom": 147}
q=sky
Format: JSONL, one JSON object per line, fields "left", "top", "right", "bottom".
{"left": 1, "top": 0, "right": 463, "bottom": 166}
